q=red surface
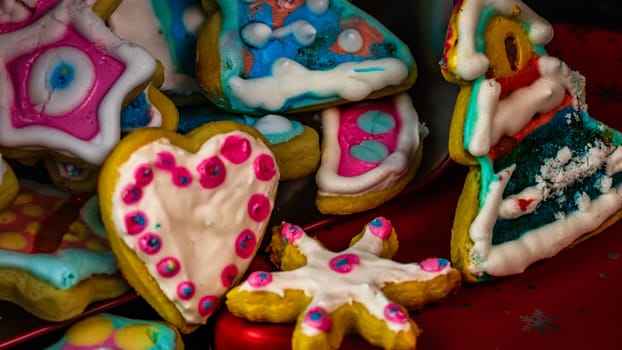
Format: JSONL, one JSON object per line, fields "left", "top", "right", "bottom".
{"left": 211, "top": 23, "right": 622, "bottom": 350}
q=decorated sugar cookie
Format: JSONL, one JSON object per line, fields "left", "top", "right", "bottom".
{"left": 99, "top": 121, "right": 280, "bottom": 333}
{"left": 441, "top": 0, "right": 622, "bottom": 281}
{"left": 177, "top": 105, "right": 320, "bottom": 180}
{"left": 108, "top": 0, "right": 207, "bottom": 98}
{"left": 226, "top": 217, "right": 461, "bottom": 350}
{"left": 196, "top": 0, "right": 417, "bottom": 114}
{"left": 45, "top": 313, "right": 183, "bottom": 350}
{"left": 0, "top": 153, "right": 18, "bottom": 211}
{"left": 0, "top": 183, "right": 129, "bottom": 321}
{"left": 315, "top": 93, "right": 428, "bottom": 214}
{"left": 0, "top": 0, "right": 157, "bottom": 167}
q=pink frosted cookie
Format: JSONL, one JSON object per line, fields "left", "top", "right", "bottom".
{"left": 315, "top": 93, "right": 428, "bottom": 214}
{"left": 0, "top": 0, "right": 161, "bottom": 179}
{"left": 197, "top": 0, "right": 417, "bottom": 114}
{"left": 226, "top": 217, "right": 461, "bottom": 350}
{"left": 98, "top": 121, "right": 280, "bottom": 333}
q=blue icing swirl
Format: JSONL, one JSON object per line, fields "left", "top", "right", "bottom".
{"left": 49, "top": 63, "right": 74, "bottom": 90}
{"left": 121, "top": 92, "right": 152, "bottom": 130}
{"left": 151, "top": 0, "right": 201, "bottom": 76}
{"left": 0, "top": 249, "right": 118, "bottom": 290}
{"left": 350, "top": 140, "right": 388, "bottom": 163}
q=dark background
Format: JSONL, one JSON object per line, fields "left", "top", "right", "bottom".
{"left": 523, "top": 0, "right": 622, "bottom": 30}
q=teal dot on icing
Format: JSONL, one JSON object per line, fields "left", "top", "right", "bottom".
{"left": 350, "top": 140, "right": 389, "bottom": 163}
{"left": 357, "top": 110, "right": 395, "bottom": 135}
{"left": 49, "top": 63, "right": 74, "bottom": 90}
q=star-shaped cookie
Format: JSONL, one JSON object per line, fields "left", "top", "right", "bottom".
{"left": 226, "top": 217, "right": 461, "bottom": 350}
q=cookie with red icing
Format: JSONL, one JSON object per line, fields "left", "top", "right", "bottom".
{"left": 315, "top": 93, "right": 427, "bottom": 215}
{"left": 98, "top": 121, "right": 280, "bottom": 333}
{"left": 196, "top": 0, "right": 417, "bottom": 114}
{"left": 0, "top": 0, "right": 177, "bottom": 192}
{"left": 226, "top": 217, "right": 461, "bottom": 350}
{"left": 0, "top": 182, "right": 129, "bottom": 321}
{"left": 441, "top": 0, "right": 622, "bottom": 281}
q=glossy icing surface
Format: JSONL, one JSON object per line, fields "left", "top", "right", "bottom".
{"left": 236, "top": 217, "right": 456, "bottom": 339}
{"left": 110, "top": 131, "right": 279, "bottom": 324}
{"left": 0, "top": 0, "right": 60, "bottom": 34}
{"left": 214, "top": 0, "right": 415, "bottom": 112}
{"left": 45, "top": 313, "right": 178, "bottom": 350}
{"left": 316, "top": 93, "right": 426, "bottom": 195}
{"left": 445, "top": 0, "right": 622, "bottom": 278}
{"left": 0, "top": 0, "right": 156, "bottom": 165}
{"left": 0, "top": 183, "right": 118, "bottom": 289}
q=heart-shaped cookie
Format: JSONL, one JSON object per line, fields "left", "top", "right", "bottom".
{"left": 99, "top": 121, "right": 279, "bottom": 333}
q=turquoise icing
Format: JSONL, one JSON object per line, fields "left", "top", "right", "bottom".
{"left": 80, "top": 196, "right": 108, "bottom": 239}
{"left": 176, "top": 105, "right": 303, "bottom": 144}
{"left": 120, "top": 92, "right": 151, "bottom": 131}
{"left": 491, "top": 108, "right": 622, "bottom": 244}
{"left": 45, "top": 313, "right": 177, "bottom": 350}
{"left": 151, "top": 0, "right": 200, "bottom": 76}
{"left": 217, "top": 0, "right": 414, "bottom": 112}
{"left": 357, "top": 110, "right": 395, "bottom": 134}
{"left": 0, "top": 249, "right": 118, "bottom": 290}
{"left": 49, "top": 63, "right": 74, "bottom": 90}
{"left": 350, "top": 140, "right": 389, "bottom": 163}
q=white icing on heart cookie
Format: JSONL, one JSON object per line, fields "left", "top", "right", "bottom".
{"left": 110, "top": 131, "right": 279, "bottom": 324}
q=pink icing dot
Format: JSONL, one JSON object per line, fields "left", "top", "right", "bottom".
{"left": 281, "top": 223, "right": 303, "bottom": 244}
{"left": 138, "top": 233, "right": 162, "bottom": 255}
{"left": 247, "top": 271, "right": 272, "bottom": 288}
{"left": 156, "top": 257, "right": 180, "bottom": 278}
{"left": 198, "top": 295, "right": 218, "bottom": 317}
{"left": 156, "top": 151, "right": 176, "bottom": 170}
{"left": 172, "top": 166, "right": 193, "bottom": 187}
{"left": 235, "top": 229, "right": 257, "bottom": 259}
{"left": 329, "top": 254, "right": 360, "bottom": 274}
{"left": 197, "top": 156, "right": 226, "bottom": 189}
{"left": 121, "top": 184, "right": 142, "bottom": 205}
{"left": 221, "top": 264, "right": 238, "bottom": 288}
{"left": 368, "top": 217, "right": 391, "bottom": 240}
{"left": 221, "top": 135, "right": 252, "bottom": 164}
{"left": 177, "top": 281, "right": 195, "bottom": 300}
{"left": 420, "top": 258, "right": 450, "bottom": 273}
{"left": 247, "top": 194, "right": 271, "bottom": 222}
{"left": 254, "top": 154, "right": 277, "bottom": 181}
{"left": 134, "top": 164, "right": 154, "bottom": 186}
{"left": 304, "top": 307, "right": 332, "bottom": 332}
{"left": 384, "top": 304, "right": 408, "bottom": 325}
{"left": 124, "top": 211, "right": 148, "bottom": 235}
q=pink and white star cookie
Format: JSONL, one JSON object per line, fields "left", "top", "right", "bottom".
{"left": 99, "top": 121, "right": 280, "bottom": 333}
{"left": 226, "top": 217, "right": 461, "bottom": 350}
{"left": 0, "top": 0, "right": 156, "bottom": 167}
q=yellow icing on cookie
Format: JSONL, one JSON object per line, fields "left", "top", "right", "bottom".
{"left": 21, "top": 204, "right": 44, "bottom": 217}
{"left": 64, "top": 315, "right": 114, "bottom": 345}
{"left": 63, "top": 222, "right": 90, "bottom": 242}
{"left": 0, "top": 211, "right": 17, "bottom": 224}
{"left": 24, "top": 221, "right": 40, "bottom": 235}
{"left": 114, "top": 324, "right": 160, "bottom": 349}
{"left": 13, "top": 193, "right": 34, "bottom": 205}
{"left": 0, "top": 232, "right": 27, "bottom": 250}
{"left": 86, "top": 238, "right": 110, "bottom": 252}
{"left": 484, "top": 15, "right": 532, "bottom": 78}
